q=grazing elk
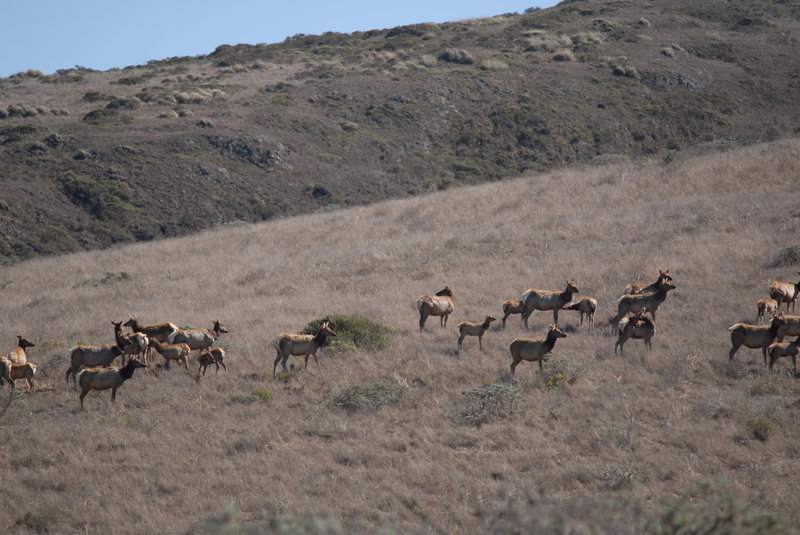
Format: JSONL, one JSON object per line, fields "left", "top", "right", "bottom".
{"left": 625, "top": 269, "right": 672, "bottom": 295}
{"left": 501, "top": 300, "right": 525, "bottom": 329}
{"left": 273, "top": 321, "right": 337, "bottom": 377}
{"left": 614, "top": 314, "right": 655, "bottom": 356}
{"left": 728, "top": 314, "right": 786, "bottom": 365}
{"left": 521, "top": 279, "right": 579, "bottom": 328}
{"left": 509, "top": 325, "right": 567, "bottom": 376}
{"left": 768, "top": 336, "right": 800, "bottom": 375}
{"left": 564, "top": 297, "right": 598, "bottom": 330}
{"left": 417, "top": 287, "right": 455, "bottom": 331}
{"left": 769, "top": 273, "right": 800, "bottom": 313}
{"left": 77, "top": 358, "right": 148, "bottom": 409}
{"left": 609, "top": 280, "right": 676, "bottom": 332}
{"left": 756, "top": 298, "right": 778, "bottom": 324}
{"left": 457, "top": 316, "right": 495, "bottom": 352}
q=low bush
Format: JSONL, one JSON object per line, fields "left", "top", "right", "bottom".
{"left": 458, "top": 383, "right": 521, "bottom": 427}
{"left": 328, "top": 380, "right": 406, "bottom": 411}
{"left": 302, "top": 315, "right": 396, "bottom": 354}
{"left": 766, "top": 246, "right": 800, "bottom": 269}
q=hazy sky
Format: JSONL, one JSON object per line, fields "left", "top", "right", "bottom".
{"left": 2, "top": 1, "right": 558, "bottom": 78}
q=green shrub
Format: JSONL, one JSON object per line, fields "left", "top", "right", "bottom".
{"left": 458, "top": 383, "right": 521, "bottom": 427}
{"left": 766, "top": 246, "right": 800, "bottom": 269}
{"left": 328, "top": 380, "right": 405, "bottom": 411}
{"left": 541, "top": 355, "right": 583, "bottom": 389}
{"left": 271, "top": 94, "right": 293, "bottom": 106}
{"left": 746, "top": 418, "right": 773, "bottom": 442}
{"left": 302, "top": 315, "right": 396, "bottom": 354}
{"left": 438, "top": 49, "right": 474, "bottom": 65}
{"left": 83, "top": 108, "right": 133, "bottom": 125}
{"left": 205, "top": 506, "right": 346, "bottom": 535}
{"left": 58, "top": 171, "right": 136, "bottom": 220}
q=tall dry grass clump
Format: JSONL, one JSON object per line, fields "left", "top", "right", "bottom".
{"left": 0, "top": 139, "right": 799, "bottom": 534}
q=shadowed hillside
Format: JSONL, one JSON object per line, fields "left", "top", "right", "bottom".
{"left": 0, "top": 139, "right": 798, "bottom": 534}
{"left": 1, "top": 0, "right": 799, "bottom": 259}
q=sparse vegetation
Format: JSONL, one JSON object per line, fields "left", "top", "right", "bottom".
{"left": 767, "top": 246, "right": 800, "bottom": 269}
{"left": 302, "top": 315, "right": 397, "bottom": 354}
{"left": 458, "top": 383, "right": 521, "bottom": 427}
{"left": 328, "top": 380, "right": 406, "bottom": 411}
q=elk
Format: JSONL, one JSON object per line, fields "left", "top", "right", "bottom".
{"left": 0, "top": 357, "right": 11, "bottom": 386}
{"left": 777, "top": 314, "right": 800, "bottom": 342}
{"left": 198, "top": 347, "right": 227, "bottom": 376}
{"left": 169, "top": 320, "right": 229, "bottom": 350}
{"left": 148, "top": 339, "right": 191, "bottom": 370}
{"left": 77, "top": 358, "right": 148, "bottom": 409}
{"left": 769, "top": 273, "right": 800, "bottom": 313}
{"left": 509, "top": 325, "right": 567, "bottom": 376}
{"left": 416, "top": 287, "right": 455, "bottom": 331}
{"left": 729, "top": 314, "right": 786, "bottom": 365}
{"left": 123, "top": 315, "right": 178, "bottom": 343}
{"left": 609, "top": 280, "right": 676, "bottom": 332}
{"left": 564, "top": 297, "right": 598, "bottom": 330}
{"left": 521, "top": 279, "right": 579, "bottom": 328}
{"left": 6, "top": 362, "right": 38, "bottom": 391}
{"left": 457, "top": 316, "right": 495, "bottom": 352}
{"left": 756, "top": 298, "right": 778, "bottom": 324}
{"left": 768, "top": 336, "right": 800, "bottom": 375}
{"left": 65, "top": 342, "right": 127, "bottom": 386}
{"left": 501, "top": 300, "right": 525, "bottom": 329}
{"left": 112, "top": 321, "right": 149, "bottom": 364}
{"left": 625, "top": 269, "right": 672, "bottom": 295}
{"left": 4, "top": 335, "right": 35, "bottom": 365}
{"left": 273, "top": 321, "right": 337, "bottom": 377}
{"left": 614, "top": 314, "right": 655, "bottom": 356}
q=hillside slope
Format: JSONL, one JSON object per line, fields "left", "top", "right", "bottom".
{"left": 1, "top": 0, "right": 799, "bottom": 261}
{"left": 0, "top": 139, "right": 798, "bottom": 533}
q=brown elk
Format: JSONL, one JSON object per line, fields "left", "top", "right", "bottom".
{"left": 416, "top": 287, "right": 455, "bottom": 331}
{"left": 273, "top": 321, "right": 337, "bottom": 377}
{"left": 729, "top": 314, "right": 786, "bottom": 365}
{"left": 625, "top": 269, "right": 672, "bottom": 295}
{"left": 614, "top": 314, "right": 655, "bottom": 356}
{"left": 521, "top": 280, "right": 579, "bottom": 328}
{"left": 564, "top": 297, "right": 598, "bottom": 330}
{"left": 457, "top": 316, "right": 495, "bottom": 352}
{"left": 501, "top": 300, "right": 525, "bottom": 329}
{"left": 509, "top": 325, "right": 567, "bottom": 376}
{"left": 609, "top": 280, "right": 676, "bottom": 332}
{"left": 769, "top": 273, "right": 800, "bottom": 313}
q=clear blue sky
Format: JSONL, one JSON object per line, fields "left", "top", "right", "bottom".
{"left": 2, "top": 1, "right": 557, "bottom": 78}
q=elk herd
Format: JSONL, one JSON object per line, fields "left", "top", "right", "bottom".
{"left": 2, "top": 270, "right": 799, "bottom": 409}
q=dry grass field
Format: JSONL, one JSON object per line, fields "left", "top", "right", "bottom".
{"left": 1, "top": 138, "right": 800, "bottom": 534}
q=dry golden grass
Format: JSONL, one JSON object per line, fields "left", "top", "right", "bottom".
{"left": 1, "top": 139, "right": 800, "bottom": 534}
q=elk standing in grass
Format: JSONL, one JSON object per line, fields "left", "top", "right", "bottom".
{"left": 273, "top": 321, "right": 337, "bottom": 377}
{"left": 4, "top": 362, "right": 38, "bottom": 391}
{"left": 768, "top": 336, "right": 800, "bottom": 375}
{"left": 521, "top": 280, "right": 579, "bottom": 328}
{"left": 457, "top": 316, "right": 495, "bottom": 352}
{"left": 148, "top": 339, "right": 191, "bottom": 370}
{"left": 769, "top": 273, "right": 800, "bottom": 313}
{"left": 169, "top": 320, "right": 229, "bottom": 350}
{"left": 614, "top": 314, "right": 655, "bottom": 356}
{"left": 77, "top": 358, "right": 148, "bottom": 409}
{"left": 3, "top": 335, "right": 35, "bottom": 365}
{"left": 509, "top": 325, "right": 567, "bottom": 376}
{"left": 728, "top": 314, "right": 786, "bottom": 365}
{"left": 417, "top": 287, "right": 455, "bottom": 331}
{"left": 609, "top": 280, "right": 676, "bottom": 332}
{"left": 501, "top": 300, "right": 525, "bottom": 329}
{"left": 65, "top": 342, "right": 128, "bottom": 386}
{"left": 777, "top": 314, "right": 800, "bottom": 342}
{"left": 124, "top": 315, "right": 179, "bottom": 361}
{"left": 756, "top": 298, "right": 778, "bottom": 324}
{"left": 564, "top": 297, "right": 598, "bottom": 330}
{"left": 198, "top": 347, "right": 227, "bottom": 376}
{"left": 112, "top": 321, "right": 149, "bottom": 364}
{"left": 625, "top": 269, "right": 672, "bottom": 295}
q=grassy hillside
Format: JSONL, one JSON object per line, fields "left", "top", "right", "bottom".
{"left": 0, "top": 139, "right": 798, "bottom": 534}
{"left": 1, "top": 0, "right": 799, "bottom": 260}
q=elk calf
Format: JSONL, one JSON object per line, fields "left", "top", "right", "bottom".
{"left": 457, "top": 316, "right": 495, "bottom": 352}
{"left": 768, "top": 337, "right": 800, "bottom": 375}
{"left": 770, "top": 273, "right": 800, "bottom": 313}
{"left": 198, "top": 347, "right": 227, "bottom": 376}
{"left": 756, "top": 298, "right": 778, "bottom": 324}
{"left": 501, "top": 300, "right": 525, "bottom": 329}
